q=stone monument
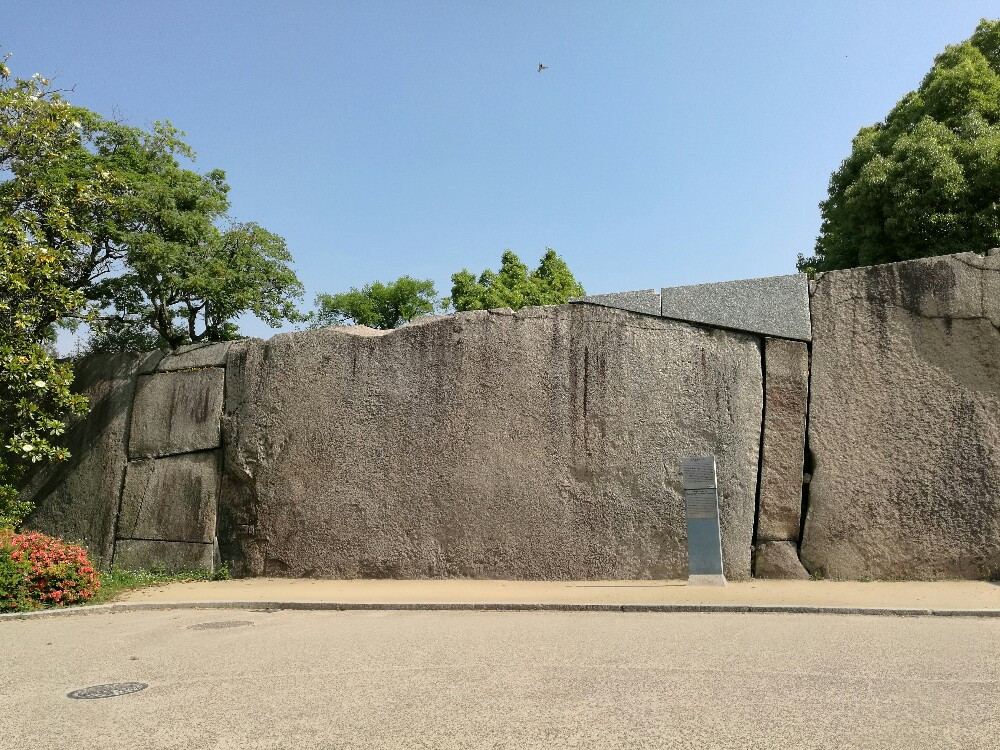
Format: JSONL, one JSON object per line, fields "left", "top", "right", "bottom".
{"left": 683, "top": 456, "right": 726, "bottom": 586}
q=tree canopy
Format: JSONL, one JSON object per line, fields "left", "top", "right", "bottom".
{"left": 0, "top": 51, "right": 306, "bottom": 525}
{"left": 802, "top": 19, "right": 1000, "bottom": 273}
{"left": 314, "top": 276, "right": 440, "bottom": 329}
{"left": 449, "top": 248, "right": 584, "bottom": 311}
{"left": 0, "top": 56, "right": 91, "bottom": 526}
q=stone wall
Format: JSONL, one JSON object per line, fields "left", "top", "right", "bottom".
{"left": 801, "top": 252, "right": 1000, "bottom": 579}
{"left": 21, "top": 252, "right": 1000, "bottom": 581}
{"left": 220, "top": 305, "right": 762, "bottom": 580}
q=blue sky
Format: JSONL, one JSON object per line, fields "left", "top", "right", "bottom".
{"left": 6, "top": 1, "right": 999, "bottom": 342}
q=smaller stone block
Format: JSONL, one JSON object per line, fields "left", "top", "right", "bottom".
{"left": 569, "top": 289, "right": 661, "bottom": 317}
{"left": 660, "top": 273, "right": 811, "bottom": 341}
{"left": 129, "top": 369, "right": 225, "bottom": 458}
{"left": 113, "top": 539, "right": 214, "bottom": 573}
{"left": 757, "top": 338, "right": 809, "bottom": 542}
{"left": 754, "top": 541, "right": 809, "bottom": 579}
{"left": 157, "top": 342, "right": 232, "bottom": 372}
{"left": 118, "top": 451, "right": 220, "bottom": 543}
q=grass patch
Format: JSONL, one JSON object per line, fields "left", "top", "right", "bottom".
{"left": 89, "top": 564, "right": 229, "bottom": 605}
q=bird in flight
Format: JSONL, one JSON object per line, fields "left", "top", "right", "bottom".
{"left": 537, "top": 63, "right": 548, "bottom": 73}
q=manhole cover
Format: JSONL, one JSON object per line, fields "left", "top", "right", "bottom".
{"left": 187, "top": 620, "right": 255, "bottom": 630}
{"left": 68, "top": 682, "right": 148, "bottom": 700}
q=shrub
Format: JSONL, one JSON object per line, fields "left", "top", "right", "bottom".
{"left": 0, "top": 530, "right": 100, "bottom": 612}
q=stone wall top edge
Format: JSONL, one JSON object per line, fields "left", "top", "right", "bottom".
{"left": 812, "top": 250, "right": 999, "bottom": 286}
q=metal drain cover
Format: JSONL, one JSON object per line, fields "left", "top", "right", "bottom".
{"left": 187, "top": 620, "right": 255, "bottom": 631}
{"left": 68, "top": 682, "right": 148, "bottom": 700}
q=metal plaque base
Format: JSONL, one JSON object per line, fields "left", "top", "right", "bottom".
{"left": 687, "top": 574, "right": 727, "bottom": 587}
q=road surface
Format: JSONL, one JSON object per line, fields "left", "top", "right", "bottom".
{"left": 2, "top": 609, "right": 998, "bottom": 748}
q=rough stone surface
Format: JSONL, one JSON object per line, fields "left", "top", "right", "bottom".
{"left": 157, "top": 342, "right": 231, "bottom": 372}
{"left": 754, "top": 541, "right": 810, "bottom": 579}
{"left": 113, "top": 539, "right": 214, "bottom": 573}
{"left": 21, "top": 353, "right": 156, "bottom": 569}
{"left": 221, "top": 305, "right": 763, "bottom": 580}
{"left": 129, "top": 369, "right": 225, "bottom": 458}
{"left": 660, "top": 273, "right": 812, "bottom": 341}
{"left": 801, "top": 252, "right": 1000, "bottom": 580}
{"left": 118, "top": 451, "right": 221, "bottom": 543}
{"left": 569, "top": 289, "right": 661, "bottom": 317}
{"left": 756, "top": 338, "right": 809, "bottom": 542}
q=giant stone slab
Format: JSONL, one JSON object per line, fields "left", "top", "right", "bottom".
{"left": 129, "top": 369, "right": 224, "bottom": 458}
{"left": 801, "top": 253, "right": 1000, "bottom": 579}
{"left": 756, "top": 338, "right": 809, "bottom": 542}
{"left": 118, "top": 451, "right": 221, "bottom": 543}
{"left": 660, "top": 273, "right": 812, "bottom": 341}
{"left": 220, "top": 305, "right": 763, "bottom": 580}
{"left": 569, "top": 289, "right": 661, "bottom": 317}
{"left": 156, "top": 342, "right": 231, "bottom": 372}
{"left": 21, "top": 352, "right": 156, "bottom": 569}
{"left": 113, "top": 539, "right": 214, "bottom": 573}
{"left": 754, "top": 541, "right": 809, "bottom": 579}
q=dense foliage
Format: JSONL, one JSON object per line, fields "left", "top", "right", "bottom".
{"left": 802, "top": 19, "right": 1000, "bottom": 272}
{"left": 79, "top": 121, "right": 306, "bottom": 351}
{"left": 0, "top": 56, "right": 92, "bottom": 527}
{"left": 314, "top": 276, "right": 440, "bottom": 329}
{"left": 449, "top": 248, "right": 585, "bottom": 311}
{"left": 0, "top": 530, "right": 100, "bottom": 611}
{"left": 1, "top": 50, "right": 306, "bottom": 526}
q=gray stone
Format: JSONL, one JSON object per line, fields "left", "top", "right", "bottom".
{"left": 21, "top": 352, "right": 155, "bottom": 569}
{"left": 118, "top": 451, "right": 221, "bottom": 543}
{"left": 112, "top": 539, "right": 214, "bottom": 572}
{"left": 157, "top": 342, "right": 232, "bottom": 372}
{"left": 660, "top": 273, "right": 812, "bottom": 341}
{"left": 221, "top": 305, "right": 763, "bottom": 580}
{"left": 129, "top": 369, "right": 225, "bottom": 458}
{"left": 754, "top": 541, "right": 809, "bottom": 579}
{"left": 569, "top": 289, "right": 661, "bottom": 317}
{"left": 801, "top": 252, "right": 1000, "bottom": 580}
{"left": 756, "top": 338, "right": 809, "bottom": 541}
{"left": 136, "top": 350, "right": 167, "bottom": 375}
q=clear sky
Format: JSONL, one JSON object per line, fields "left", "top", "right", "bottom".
{"left": 5, "top": 1, "right": 999, "bottom": 342}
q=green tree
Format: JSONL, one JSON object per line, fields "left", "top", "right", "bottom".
{"left": 802, "top": 19, "right": 1000, "bottom": 273}
{"left": 449, "top": 248, "right": 585, "bottom": 311}
{"left": 0, "top": 56, "right": 93, "bottom": 527}
{"left": 314, "top": 276, "right": 440, "bottom": 329}
{"left": 70, "top": 120, "right": 307, "bottom": 352}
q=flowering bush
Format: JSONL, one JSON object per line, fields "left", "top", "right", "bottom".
{"left": 0, "top": 530, "right": 100, "bottom": 612}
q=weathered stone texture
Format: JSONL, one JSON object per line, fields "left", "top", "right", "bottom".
{"left": 756, "top": 338, "right": 809, "bottom": 542}
{"left": 113, "top": 539, "right": 214, "bottom": 573}
{"left": 801, "top": 253, "right": 1000, "bottom": 580}
{"left": 118, "top": 451, "right": 221, "bottom": 543}
{"left": 157, "top": 342, "right": 231, "bottom": 372}
{"left": 660, "top": 273, "right": 812, "bottom": 341}
{"left": 754, "top": 541, "right": 810, "bottom": 580}
{"left": 129, "top": 369, "right": 225, "bottom": 458}
{"left": 22, "top": 353, "right": 154, "bottom": 569}
{"left": 221, "top": 305, "right": 763, "bottom": 580}
{"left": 569, "top": 289, "right": 661, "bottom": 317}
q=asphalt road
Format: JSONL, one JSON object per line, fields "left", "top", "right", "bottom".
{"left": 2, "top": 609, "right": 998, "bottom": 749}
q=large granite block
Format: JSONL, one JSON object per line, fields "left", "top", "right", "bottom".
{"left": 801, "top": 252, "right": 1000, "bottom": 579}
{"left": 660, "top": 273, "right": 812, "bottom": 341}
{"left": 221, "top": 305, "right": 763, "bottom": 580}
{"left": 129, "top": 369, "right": 224, "bottom": 458}
{"left": 113, "top": 539, "right": 214, "bottom": 573}
{"left": 756, "top": 338, "right": 809, "bottom": 541}
{"left": 569, "top": 289, "right": 661, "bottom": 317}
{"left": 156, "top": 342, "right": 231, "bottom": 372}
{"left": 21, "top": 352, "right": 157, "bottom": 569}
{"left": 754, "top": 541, "right": 809, "bottom": 579}
{"left": 118, "top": 451, "right": 221, "bottom": 543}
